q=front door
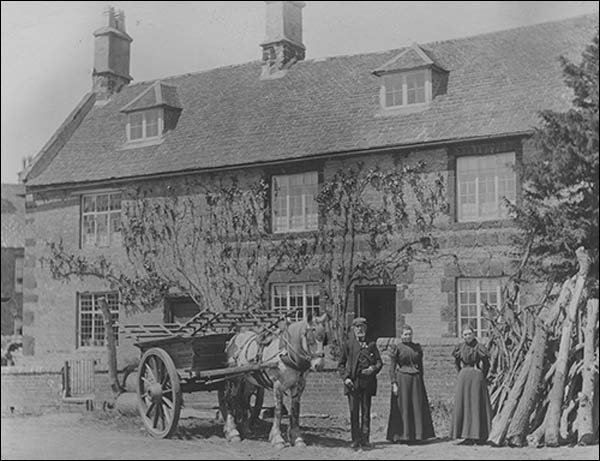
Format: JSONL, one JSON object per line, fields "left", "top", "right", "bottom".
{"left": 357, "top": 286, "right": 396, "bottom": 342}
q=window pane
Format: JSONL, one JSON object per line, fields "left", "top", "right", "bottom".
{"left": 290, "top": 285, "right": 303, "bottom": 308}
{"left": 83, "top": 195, "right": 96, "bottom": 213}
{"left": 93, "top": 313, "right": 105, "bottom": 346}
{"left": 458, "top": 278, "right": 512, "bottom": 337}
{"left": 80, "top": 313, "right": 93, "bottom": 347}
{"left": 271, "top": 283, "right": 320, "bottom": 319}
{"left": 457, "top": 153, "right": 516, "bottom": 222}
{"left": 96, "top": 214, "right": 109, "bottom": 247}
{"left": 96, "top": 194, "right": 109, "bottom": 212}
{"left": 110, "top": 212, "right": 122, "bottom": 245}
{"left": 386, "top": 88, "right": 403, "bottom": 106}
{"left": 384, "top": 74, "right": 403, "bottom": 107}
{"left": 272, "top": 284, "right": 287, "bottom": 309}
{"left": 83, "top": 215, "right": 96, "bottom": 247}
{"left": 109, "top": 193, "right": 121, "bottom": 211}
{"left": 145, "top": 109, "right": 159, "bottom": 138}
{"left": 78, "top": 292, "right": 119, "bottom": 348}
{"left": 110, "top": 212, "right": 121, "bottom": 232}
{"left": 82, "top": 193, "right": 122, "bottom": 248}
{"left": 289, "top": 194, "right": 303, "bottom": 228}
{"left": 305, "top": 284, "right": 320, "bottom": 317}
{"left": 129, "top": 112, "right": 144, "bottom": 140}
{"left": 80, "top": 295, "right": 93, "bottom": 311}
{"left": 272, "top": 177, "right": 288, "bottom": 233}
{"left": 272, "top": 172, "right": 318, "bottom": 232}
{"left": 104, "top": 292, "right": 119, "bottom": 308}
{"left": 407, "top": 72, "right": 425, "bottom": 104}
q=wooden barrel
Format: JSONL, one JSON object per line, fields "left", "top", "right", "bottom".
{"left": 191, "top": 333, "right": 235, "bottom": 371}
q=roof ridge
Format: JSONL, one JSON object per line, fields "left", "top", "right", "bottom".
{"left": 127, "top": 59, "right": 264, "bottom": 88}
{"left": 123, "top": 13, "right": 597, "bottom": 88}
{"left": 422, "top": 12, "right": 599, "bottom": 49}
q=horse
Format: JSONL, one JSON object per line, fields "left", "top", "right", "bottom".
{"left": 221, "top": 312, "right": 331, "bottom": 448}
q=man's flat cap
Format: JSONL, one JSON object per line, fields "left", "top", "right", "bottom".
{"left": 352, "top": 317, "right": 367, "bottom": 327}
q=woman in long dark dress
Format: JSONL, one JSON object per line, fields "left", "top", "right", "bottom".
{"left": 450, "top": 326, "right": 492, "bottom": 445}
{"left": 386, "top": 325, "right": 435, "bottom": 443}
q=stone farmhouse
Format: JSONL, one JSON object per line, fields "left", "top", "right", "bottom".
{"left": 20, "top": 2, "right": 598, "bottom": 367}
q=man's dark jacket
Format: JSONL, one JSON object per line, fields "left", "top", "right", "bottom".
{"left": 338, "top": 333, "right": 383, "bottom": 396}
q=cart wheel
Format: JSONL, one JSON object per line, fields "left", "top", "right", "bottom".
{"left": 218, "top": 382, "right": 265, "bottom": 426}
{"left": 137, "top": 347, "right": 182, "bottom": 438}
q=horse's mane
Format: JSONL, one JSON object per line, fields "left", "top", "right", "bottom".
{"left": 278, "top": 320, "right": 314, "bottom": 372}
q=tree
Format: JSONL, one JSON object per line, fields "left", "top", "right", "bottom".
{"left": 487, "top": 32, "right": 600, "bottom": 447}
{"left": 513, "top": 33, "right": 599, "bottom": 289}
{"left": 43, "top": 175, "right": 315, "bottom": 398}
{"left": 312, "top": 159, "right": 447, "bottom": 351}
{"left": 122, "top": 176, "right": 315, "bottom": 312}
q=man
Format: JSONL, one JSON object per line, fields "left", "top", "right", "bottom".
{"left": 338, "top": 317, "right": 383, "bottom": 449}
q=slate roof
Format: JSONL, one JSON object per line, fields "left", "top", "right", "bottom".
{"left": 372, "top": 44, "right": 443, "bottom": 75}
{"left": 120, "top": 81, "right": 182, "bottom": 112}
{"left": 1, "top": 184, "right": 25, "bottom": 248}
{"left": 26, "top": 14, "right": 599, "bottom": 187}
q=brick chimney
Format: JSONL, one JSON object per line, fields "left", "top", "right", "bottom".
{"left": 92, "top": 7, "right": 133, "bottom": 99}
{"left": 260, "top": 1, "right": 305, "bottom": 78}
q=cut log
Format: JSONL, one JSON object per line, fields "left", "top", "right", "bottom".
{"left": 527, "top": 410, "right": 549, "bottom": 447}
{"left": 560, "top": 399, "right": 577, "bottom": 442}
{"left": 545, "top": 247, "right": 590, "bottom": 446}
{"left": 505, "top": 320, "right": 550, "bottom": 447}
{"left": 576, "top": 298, "right": 599, "bottom": 445}
{"left": 488, "top": 351, "right": 532, "bottom": 446}
{"left": 488, "top": 276, "right": 574, "bottom": 446}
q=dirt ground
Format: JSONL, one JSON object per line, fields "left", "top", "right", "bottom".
{"left": 1, "top": 409, "right": 598, "bottom": 460}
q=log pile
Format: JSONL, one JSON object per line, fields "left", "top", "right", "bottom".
{"left": 487, "top": 247, "right": 599, "bottom": 447}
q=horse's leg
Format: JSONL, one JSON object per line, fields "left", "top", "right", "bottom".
{"left": 223, "top": 380, "right": 241, "bottom": 442}
{"left": 288, "top": 374, "right": 307, "bottom": 447}
{"left": 238, "top": 380, "right": 252, "bottom": 438}
{"left": 269, "top": 381, "right": 286, "bottom": 448}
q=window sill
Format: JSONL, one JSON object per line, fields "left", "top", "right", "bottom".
{"left": 120, "top": 136, "right": 165, "bottom": 150}
{"left": 448, "top": 218, "right": 517, "bottom": 231}
{"left": 80, "top": 244, "right": 122, "bottom": 251}
{"left": 270, "top": 229, "right": 319, "bottom": 240}
{"left": 375, "top": 103, "right": 430, "bottom": 117}
{"left": 76, "top": 346, "right": 113, "bottom": 351}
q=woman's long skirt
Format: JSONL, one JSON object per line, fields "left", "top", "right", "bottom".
{"left": 386, "top": 372, "right": 435, "bottom": 442}
{"left": 451, "top": 367, "right": 492, "bottom": 440}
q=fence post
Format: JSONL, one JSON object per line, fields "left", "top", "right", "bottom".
{"left": 62, "top": 361, "right": 71, "bottom": 397}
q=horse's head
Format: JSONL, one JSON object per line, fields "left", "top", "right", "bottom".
{"left": 302, "top": 313, "right": 331, "bottom": 372}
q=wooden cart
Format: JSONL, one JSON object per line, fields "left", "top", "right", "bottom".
{"left": 121, "top": 309, "right": 287, "bottom": 438}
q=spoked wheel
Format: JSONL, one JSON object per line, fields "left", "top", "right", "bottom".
{"left": 137, "top": 347, "right": 182, "bottom": 438}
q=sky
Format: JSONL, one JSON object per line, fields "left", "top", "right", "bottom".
{"left": 1, "top": 1, "right": 598, "bottom": 184}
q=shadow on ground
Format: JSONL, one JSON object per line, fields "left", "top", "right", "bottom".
{"left": 171, "top": 415, "right": 349, "bottom": 448}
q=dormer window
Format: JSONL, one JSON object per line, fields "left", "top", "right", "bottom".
{"left": 120, "top": 81, "right": 182, "bottom": 146}
{"left": 373, "top": 43, "right": 448, "bottom": 111}
{"left": 127, "top": 108, "right": 162, "bottom": 141}
{"left": 383, "top": 70, "right": 429, "bottom": 108}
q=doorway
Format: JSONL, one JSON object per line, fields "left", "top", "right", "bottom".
{"left": 356, "top": 286, "right": 396, "bottom": 341}
{"left": 164, "top": 296, "right": 200, "bottom": 323}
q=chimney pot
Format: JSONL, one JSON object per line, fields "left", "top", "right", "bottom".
{"left": 92, "top": 6, "right": 133, "bottom": 98}
{"left": 260, "top": 1, "right": 305, "bottom": 77}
